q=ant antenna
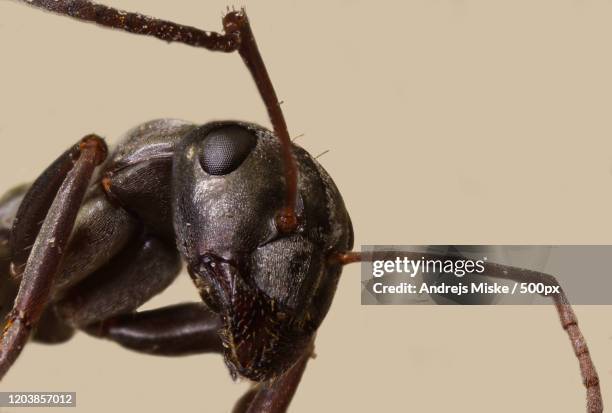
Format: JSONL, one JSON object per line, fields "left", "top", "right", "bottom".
{"left": 18, "top": 0, "right": 299, "bottom": 233}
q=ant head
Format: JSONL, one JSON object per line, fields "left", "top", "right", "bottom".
{"left": 172, "top": 121, "right": 353, "bottom": 380}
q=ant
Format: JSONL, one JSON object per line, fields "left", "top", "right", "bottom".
{"left": 0, "top": 1, "right": 603, "bottom": 412}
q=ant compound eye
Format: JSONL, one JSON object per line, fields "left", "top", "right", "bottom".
{"left": 199, "top": 125, "right": 257, "bottom": 175}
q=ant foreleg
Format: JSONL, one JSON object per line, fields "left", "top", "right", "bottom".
{"left": 9, "top": 141, "right": 97, "bottom": 278}
{"left": 84, "top": 303, "right": 224, "bottom": 356}
{"left": 333, "top": 251, "right": 603, "bottom": 413}
{"left": 1, "top": 186, "right": 74, "bottom": 345}
{"left": 0, "top": 135, "right": 107, "bottom": 380}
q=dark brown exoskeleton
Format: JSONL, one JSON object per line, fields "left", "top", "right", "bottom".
{"left": 0, "top": 1, "right": 604, "bottom": 412}
{"left": 174, "top": 120, "right": 352, "bottom": 382}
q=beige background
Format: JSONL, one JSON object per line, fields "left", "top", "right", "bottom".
{"left": 1, "top": 0, "right": 611, "bottom": 411}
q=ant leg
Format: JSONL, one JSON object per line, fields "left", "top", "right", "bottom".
{"left": 0, "top": 135, "right": 107, "bottom": 380}
{"left": 84, "top": 303, "right": 223, "bottom": 356}
{"left": 234, "top": 344, "right": 313, "bottom": 413}
{"left": 55, "top": 232, "right": 219, "bottom": 355}
{"left": 0, "top": 185, "right": 73, "bottom": 344}
{"left": 9, "top": 140, "right": 90, "bottom": 278}
{"left": 333, "top": 251, "right": 603, "bottom": 413}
